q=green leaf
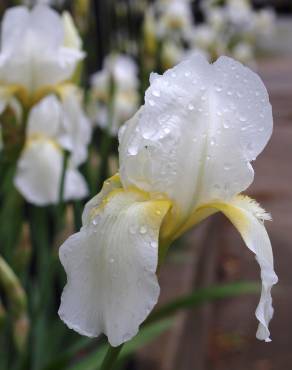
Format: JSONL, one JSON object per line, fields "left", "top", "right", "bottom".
{"left": 147, "top": 281, "right": 260, "bottom": 323}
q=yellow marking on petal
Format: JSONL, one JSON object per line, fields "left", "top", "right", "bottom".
{"left": 25, "top": 134, "right": 62, "bottom": 152}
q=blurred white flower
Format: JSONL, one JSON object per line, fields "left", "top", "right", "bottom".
{"left": 233, "top": 42, "right": 255, "bottom": 65}
{"left": 14, "top": 90, "right": 90, "bottom": 205}
{"left": 191, "top": 24, "right": 217, "bottom": 51}
{"left": 156, "top": 0, "right": 194, "bottom": 39}
{"left": 255, "top": 8, "right": 276, "bottom": 37}
{"left": 59, "top": 54, "right": 277, "bottom": 346}
{"left": 161, "top": 41, "right": 185, "bottom": 70}
{"left": 88, "top": 54, "right": 139, "bottom": 136}
{"left": 0, "top": 5, "right": 83, "bottom": 95}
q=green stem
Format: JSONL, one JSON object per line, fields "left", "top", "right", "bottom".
{"left": 58, "top": 150, "right": 69, "bottom": 205}
{"left": 99, "top": 344, "right": 123, "bottom": 370}
{"left": 96, "top": 78, "right": 116, "bottom": 192}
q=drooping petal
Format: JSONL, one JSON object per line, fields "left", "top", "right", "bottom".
{"left": 14, "top": 138, "right": 87, "bottom": 205}
{"left": 119, "top": 54, "right": 272, "bottom": 221}
{"left": 59, "top": 180, "right": 171, "bottom": 346}
{"left": 191, "top": 195, "right": 278, "bottom": 342}
{"left": 14, "top": 139, "right": 63, "bottom": 205}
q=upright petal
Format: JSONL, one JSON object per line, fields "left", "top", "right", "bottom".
{"left": 0, "top": 5, "right": 84, "bottom": 92}
{"left": 58, "top": 86, "right": 91, "bottom": 166}
{"left": 59, "top": 182, "right": 171, "bottom": 346}
{"left": 119, "top": 54, "right": 272, "bottom": 220}
{"left": 192, "top": 195, "right": 278, "bottom": 342}
{"left": 27, "top": 95, "right": 62, "bottom": 137}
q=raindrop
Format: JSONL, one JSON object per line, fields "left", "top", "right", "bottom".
{"left": 184, "top": 71, "right": 191, "bottom": 77}
{"left": 217, "top": 111, "right": 222, "bottom": 117}
{"left": 150, "top": 241, "right": 158, "bottom": 249}
{"left": 258, "top": 126, "right": 264, "bottom": 132}
{"left": 128, "top": 145, "right": 138, "bottom": 155}
{"left": 149, "top": 99, "right": 155, "bottom": 106}
{"left": 171, "top": 72, "right": 176, "bottom": 78}
{"left": 227, "top": 91, "right": 233, "bottom": 96}
{"left": 155, "top": 209, "right": 162, "bottom": 216}
{"left": 139, "top": 225, "right": 147, "bottom": 234}
{"left": 223, "top": 163, "right": 231, "bottom": 171}
{"left": 163, "top": 127, "right": 171, "bottom": 134}
{"left": 152, "top": 90, "right": 160, "bottom": 97}
{"left": 188, "top": 103, "right": 195, "bottom": 111}
{"left": 210, "top": 138, "right": 216, "bottom": 146}
{"left": 215, "top": 85, "right": 223, "bottom": 92}
{"left": 239, "top": 116, "right": 247, "bottom": 122}
{"left": 223, "top": 122, "right": 229, "bottom": 129}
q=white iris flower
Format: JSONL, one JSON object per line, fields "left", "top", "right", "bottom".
{"left": 88, "top": 54, "right": 139, "bottom": 136}
{"left": 14, "top": 88, "right": 91, "bottom": 205}
{"left": 59, "top": 54, "right": 277, "bottom": 347}
{"left": 0, "top": 5, "right": 83, "bottom": 100}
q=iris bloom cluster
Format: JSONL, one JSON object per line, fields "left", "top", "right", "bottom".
{"left": 0, "top": 5, "right": 91, "bottom": 205}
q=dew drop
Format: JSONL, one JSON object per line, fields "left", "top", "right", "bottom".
{"left": 171, "top": 72, "right": 176, "bottom": 78}
{"left": 149, "top": 99, "right": 155, "bottom": 106}
{"left": 184, "top": 71, "right": 191, "bottom": 77}
{"left": 223, "top": 163, "right": 231, "bottom": 171}
{"left": 215, "top": 85, "right": 223, "bottom": 92}
{"left": 150, "top": 241, "right": 158, "bottom": 249}
{"left": 210, "top": 138, "right": 216, "bottom": 146}
{"left": 163, "top": 127, "right": 171, "bottom": 134}
{"left": 239, "top": 116, "right": 247, "bottom": 122}
{"left": 155, "top": 209, "right": 162, "bottom": 216}
{"left": 139, "top": 225, "right": 147, "bottom": 234}
{"left": 227, "top": 90, "right": 233, "bottom": 96}
{"left": 223, "top": 122, "right": 229, "bottom": 129}
{"left": 128, "top": 145, "right": 138, "bottom": 155}
{"left": 152, "top": 89, "right": 160, "bottom": 97}
{"left": 188, "top": 103, "right": 195, "bottom": 111}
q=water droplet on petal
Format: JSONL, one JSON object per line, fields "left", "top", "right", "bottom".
{"left": 224, "top": 163, "right": 231, "bottom": 171}
{"left": 152, "top": 90, "right": 160, "bottom": 97}
{"left": 210, "top": 138, "right": 216, "bottom": 146}
{"left": 109, "top": 258, "right": 115, "bottom": 263}
{"left": 188, "top": 103, "right": 195, "bottom": 111}
{"left": 184, "top": 71, "right": 191, "bottom": 77}
{"left": 239, "top": 116, "right": 247, "bottom": 122}
{"left": 150, "top": 241, "right": 158, "bottom": 249}
{"left": 139, "top": 225, "right": 147, "bottom": 234}
{"left": 215, "top": 84, "right": 223, "bottom": 92}
{"left": 149, "top": 99, "right": 155, "bottom": 106}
